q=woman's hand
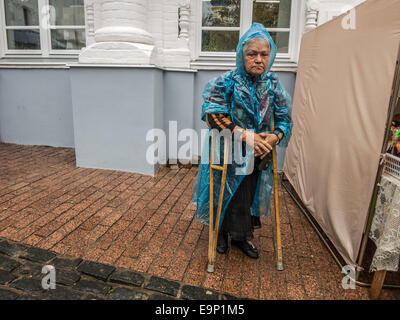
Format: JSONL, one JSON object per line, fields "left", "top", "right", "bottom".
{"left": 235, "top": 128, "right": 280, "bottom": 158}
{"left": 241, "top": 131, "right": 275, "bottom": 157}
{"left": 254, "top": 133, "right": 279, "bottom": 158}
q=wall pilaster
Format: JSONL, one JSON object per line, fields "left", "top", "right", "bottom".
{"left": 79, "top": 0, "right": 156, "bottom": 64}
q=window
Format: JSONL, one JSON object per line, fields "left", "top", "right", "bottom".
{"left": 4, "top": 0, "right": 41, "bottom": 50}
{"left": 1, "top": 0, "right": 86, "bottom": 56}
{"left": 48, "top": 0, "right": 86, "bottom": 50}
{"left": 201, "top": 0, "right": 241, "bottom": 53}
{"left": 252, "top": 0, "right": 291, "bottom": 54}
{"left": 196, "top": 0, "right": 305, "bottom": 67}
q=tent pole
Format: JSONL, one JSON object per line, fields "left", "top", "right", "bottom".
{"left": 356, "top": 44, "right": 400, "bottom": 281}
{"left": 355, "top": 163, "right": 385, "bottom": 280}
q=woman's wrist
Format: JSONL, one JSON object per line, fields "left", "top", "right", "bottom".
{"left": 272, "top": 134, "right": 279, "bottom": 145}
{"left": 273, "top": 129, "right": 283, "bottom": 145}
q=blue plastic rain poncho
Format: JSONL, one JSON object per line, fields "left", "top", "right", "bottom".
{"left": 192, "top": 23, "right": 293, "bottom": 227}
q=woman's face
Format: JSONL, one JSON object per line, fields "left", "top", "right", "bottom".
{"left": 244, "top": 41, "right": 270, "bottom": 79}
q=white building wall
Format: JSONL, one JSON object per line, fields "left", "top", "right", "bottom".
{"left": 161, "top": 0, "right": 191, "bottom": 68}
{"left": 82, "top": 0, "right": 307, "bottom": 67}
{"left": 0, "top": 0, "right": 367, "bottom": 67}
{"left": 316, "top": 0, "right": 366, "bottom": 26}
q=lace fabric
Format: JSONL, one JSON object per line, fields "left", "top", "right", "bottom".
{"left": 369, "top": 173, "right": 400, "bottom": 272}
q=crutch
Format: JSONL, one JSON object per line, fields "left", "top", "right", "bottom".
{"left": 207, "top": 130, "right": 229, "bottom": 273}
{"left": 271, "top": 120, "right": 284, "bottom": 271}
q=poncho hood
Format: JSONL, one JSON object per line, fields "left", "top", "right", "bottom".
{"left": 236, "top": 22, "right": 277, "bottom": 78}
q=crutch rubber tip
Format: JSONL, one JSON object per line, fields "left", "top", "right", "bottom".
{"left": 277, "top": 263, "right": 284, "bottom": 271}
{"left": 207, "top": 264, "right": 214, "bottom": 273}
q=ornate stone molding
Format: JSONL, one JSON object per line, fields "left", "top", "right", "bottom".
{"left": 162, "top": 0, "right": 191, "bottom": 68}
{"left": 85, "top": 0, "right": 95, "bottom": 46}
{"left": 304, "top": 0, "right": 320, "bottom": 33}
{"left": 178, "top": 0, "right": 190, "bottom": 41}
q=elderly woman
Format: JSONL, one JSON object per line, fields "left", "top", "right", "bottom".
{"left": 192, "top": 23, "right": 293, "bottom": 259}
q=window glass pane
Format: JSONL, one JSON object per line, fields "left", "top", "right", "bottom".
{"left": 7, "top": 29, "right": 40, "bottom": 49}
{"left": 51, "top": 29, "right": 86, "bottom": 50}
{"left": 49, "top": 0, "right": 85, "bottom": 26}
{"left": 253, "top": 0, "right": 291, "bottom": 28}
{"left": 4, "top": 0, "right": 39, "bottom": 26}
{"left": 269, "top": 31, "right": 289, "bottom": 53}
{"left": 202, "top": 0, "right": 240, "bottom": 27}
{"left": 202, "top": 30, "right": 239, "bottom": 52}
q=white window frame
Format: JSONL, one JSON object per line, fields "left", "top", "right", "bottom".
{"left": 193, "top": 0, "right": 306, "bottom": 68}
{"left": 0, "top": 0, "right": 85, "bottom": 58}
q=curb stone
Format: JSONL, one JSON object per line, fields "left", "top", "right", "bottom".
{"left": 0, "top": 237, "right": 245, "bottom": 300}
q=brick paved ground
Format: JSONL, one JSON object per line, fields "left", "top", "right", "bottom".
{"left": 0, "top": 237, "right": 238, "bottom": 300}
{"left": 0, "top": 142, "right": 399, "bottom": 300}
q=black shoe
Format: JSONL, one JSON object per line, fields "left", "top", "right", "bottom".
{"left": 216, "top": 232, "right": 229, "bottom": 254}
{"left": 231, "top": 240, "right": 259, "bottom": 259}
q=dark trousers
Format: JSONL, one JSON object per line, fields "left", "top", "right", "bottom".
{"left": 220, "top": 157, "right": 262, "bottom": 241}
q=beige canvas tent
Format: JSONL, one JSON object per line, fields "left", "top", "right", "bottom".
{"left": 284, "top": 0, "right": 400, "bottom": 273}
